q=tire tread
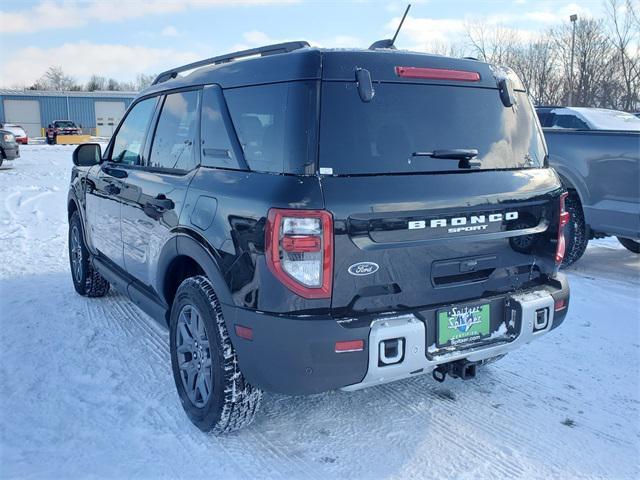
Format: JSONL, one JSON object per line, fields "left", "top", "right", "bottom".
{"left": 69, "top": 211, "right": 109, "bottom": 297}
{"left": 181, "top": 276, "right": 262, "bottom": 434}
{"left": 562, "top": 192, "right": 588, "bottom": 267}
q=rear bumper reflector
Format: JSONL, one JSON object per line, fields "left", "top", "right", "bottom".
{"left": 235, "top": 325, "right": 254, "bottom": 341}
{"left": 335, "top": 340, "right": 364, "bottom": 353}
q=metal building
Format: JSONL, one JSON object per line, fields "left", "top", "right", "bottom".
{"left": 0, "top": 90, "right": 137, "bottom": 138}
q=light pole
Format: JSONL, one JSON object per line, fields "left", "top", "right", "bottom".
{"left": 568, "top": 14, "right": 578, "bottom": 106}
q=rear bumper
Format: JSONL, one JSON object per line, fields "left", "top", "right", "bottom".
{"left": 227, "top": 274, "right": 569, "bottom": 395}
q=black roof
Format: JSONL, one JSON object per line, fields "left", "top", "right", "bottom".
{"left": 140, "top": 42, "right": 505, "bottom": 97}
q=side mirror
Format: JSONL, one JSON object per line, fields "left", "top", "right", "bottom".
{"left": 355, "top": 68, "right": 375, "bottom": 102}
{"left": 73, "top": 143, "right": 102, "bottom": 167}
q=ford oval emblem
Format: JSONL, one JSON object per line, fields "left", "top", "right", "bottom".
{"left": 348, "top": 262, "right": 379, "bottom": 276}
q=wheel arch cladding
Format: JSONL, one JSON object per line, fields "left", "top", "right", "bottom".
{"left": 160, "top": 233, "right": 234, "bottom": 309}
{"left": 162, "top": 255, "right": 205, "bottom": 309}
{"left": 67, "top": 198, "right": 78, "bottom": 219}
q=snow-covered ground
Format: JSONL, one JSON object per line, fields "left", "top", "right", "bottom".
{"left": 1, "top": 145, "right": 639, "bottom": 479}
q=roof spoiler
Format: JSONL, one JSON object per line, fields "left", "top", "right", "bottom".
{"left": 151, "top": 41, "right": 310, "bottom": 85}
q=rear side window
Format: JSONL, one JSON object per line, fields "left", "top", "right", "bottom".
{"left": 320, "top": 82, "right": 546, "bottom": 175}
{"left": 552, "top": 114, "right": 589, "bottom": 130}
{"left": 536, "top": 112, "right": 553, "bottom": 127}
{"left": 149, "top": 90, "right": 200, "bottom": 171}
{"left": 200, "top": 86, "right": 241, "bottom": 170}
{"left": 224, "top": 81, "right": 318, "bottom": 174}
{"left": 111, "top": 97, "right": 156, "bottom": 165}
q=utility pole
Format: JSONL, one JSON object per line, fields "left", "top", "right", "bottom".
{"left": 568, "top": 14, "right": 578, "bottom": 106}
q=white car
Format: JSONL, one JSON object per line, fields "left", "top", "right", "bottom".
{"left": 0, "top": 123, "right": 28, "bottom": 144}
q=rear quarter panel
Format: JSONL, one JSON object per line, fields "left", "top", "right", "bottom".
{"left": 178, "top": 167, "right": 327, "bottom": 313}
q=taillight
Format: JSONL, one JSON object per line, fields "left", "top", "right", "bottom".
{"left": 555, "top": 192, "right": 571, "bottom": 266}
{"left": 266, "top": 209, "right": 333, "bottom": 299}
{"left": 395, "top": 66, "right": 480, "bottom": 82}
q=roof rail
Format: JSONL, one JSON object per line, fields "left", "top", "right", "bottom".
{"left": 151, "top": 41, "right": 310, "bottom": 85}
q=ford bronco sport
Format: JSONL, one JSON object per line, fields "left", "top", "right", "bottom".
{"left": 68, "top": 41, "right": 570, "bottom": 434}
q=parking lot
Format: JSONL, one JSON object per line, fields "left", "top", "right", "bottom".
{"left": 1, "top": 145, "right": 638, "bottom": 479}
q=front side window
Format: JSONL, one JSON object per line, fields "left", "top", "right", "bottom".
{"left": 110, "top": 97, "right": 156, "bottom": 165}
{"left": 149, "top": 90, "right": 200, "bottom": 171}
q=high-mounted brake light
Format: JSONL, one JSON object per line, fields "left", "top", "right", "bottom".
{"left": 395, "top": 66, "right": 480, "bottom": 82}
{"left": 555, "top": 192, "right": 571, "bottom": 266}
{"left": 266, "top": 209, "right": 333, "bottom": 299}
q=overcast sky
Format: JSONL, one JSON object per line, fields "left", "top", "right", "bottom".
{"left": 0, "top": 0, "right": 606, "bottom": 88}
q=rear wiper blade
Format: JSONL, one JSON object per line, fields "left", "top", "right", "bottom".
{"left": 412, "top": 149, "right": 479, "bottom": 160}
{"left": 411, "top": 149, "right": 481, "bottom": 168}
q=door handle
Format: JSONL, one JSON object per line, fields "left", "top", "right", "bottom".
{"left": 147, "top": 195, "right": 174, "bottom": 211}
{"left": 105, "top": 183, "right": 121, "bottom": 195}
{"left": 101, "top": 164, "right": 128, "bottom": 179}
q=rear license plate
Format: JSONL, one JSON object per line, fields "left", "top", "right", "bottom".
{"left": 437, "top": 302, "right": 491, "bottom": 347}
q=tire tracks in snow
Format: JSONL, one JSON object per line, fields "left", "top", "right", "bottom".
{"left": 83, "top": 290, "right": 326, "bottom": 480}
{"left": 373, "top": 379, "right": 527, "bottom": 478}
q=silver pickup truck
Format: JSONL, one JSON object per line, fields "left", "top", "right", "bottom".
{"left": 541, "top": 125, "right": 640, "bottom": 264}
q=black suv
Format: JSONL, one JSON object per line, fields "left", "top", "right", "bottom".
{"left": 68, "top": 41, "right": 570, "bottom": 434}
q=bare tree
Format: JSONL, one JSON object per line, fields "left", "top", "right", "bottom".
{"left": 135, "top": 73, "right": 156, "bottom": 90}
{"left": 461, "top": 7, "right": 637, "bottom": 110}
{"left": 511, "top": 35, "right": 564, "bottom": 105}
{"left": 465, "top": 20, "right": 521, "bottom": 65}
{"left": 605, "top": 0, "right": 640, "bottom": 110}
{"left": 32, "top": 66, "right": 79, "bottom": 91}
{"left": 86, "top": 75, "right": 107, "bottom": 91}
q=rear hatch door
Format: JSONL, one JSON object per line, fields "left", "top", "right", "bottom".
{"left": 318, "top": 53, "right": 563, "bottom": 314}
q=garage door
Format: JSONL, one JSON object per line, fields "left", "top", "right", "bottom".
{"left": 3, "top": 100, "right": 41, "bottom": 138}
{"left": 95, "top": 101, "right": 125, "bottom": 137}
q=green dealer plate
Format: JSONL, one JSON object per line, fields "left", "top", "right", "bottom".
{"left": 437, "top": 303, "right": 491, "bottom": 348}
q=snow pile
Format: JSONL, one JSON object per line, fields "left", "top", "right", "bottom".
{"left": 1, "top": 146, "right": 638, "bottom": 479}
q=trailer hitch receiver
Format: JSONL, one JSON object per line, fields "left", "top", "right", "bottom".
{"left": 432, "top": 359, "right": 479, "bottom": 383}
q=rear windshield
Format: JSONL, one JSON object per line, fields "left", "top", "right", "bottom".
{"left": 319, "top": 82, "right": 546, "bottom": 175}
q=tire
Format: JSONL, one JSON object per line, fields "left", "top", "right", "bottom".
{"left": 68, "top": 211, "right": 110, "bottom": 297}
{"left": 169, "top": 276, "right": 262, "bottom": 434}
{"left": 561, "top": 192, "right": 589, "bottom": 267}
{"left": 617, "top": 237, "right": 640, "bottom": 254}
